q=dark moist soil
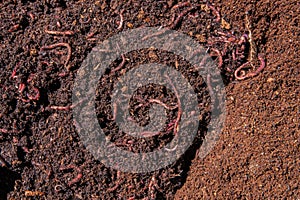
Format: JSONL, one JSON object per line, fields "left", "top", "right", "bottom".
{"left": 0, "top": 0, "right": 299, "bottom": 200}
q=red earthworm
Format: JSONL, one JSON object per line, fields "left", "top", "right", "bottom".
{"left": 86, "top": 30, "right": 97, "bottom": 39}
{"left": 27, "top": 87, "right": 40, "bottom": 101}
{"left": 111, "top": 55, "right": 126, "bottom": 73}
{"left": 234, "top": 54, "right": 265, "bottom": 80}
{"left": 49, "top": 97, "right": 88, "bottom": 111}
{"left": 147, "top": 175, "right": 162, "bottom": 199}
{"left": 54, "top": 185, "right": 64, "bottom": 192}
{"left": 165, "top": 144, "right": 178, "bottom": 152}
{"left": 232, "top": 50, "right": 236, "bottom": 61}
{"left": 107, "top": 171, "right": 121, "bottom": 192}
{"left": 41, "top": 43, "right": 72, "bottom": 70}
{"left": 11, "top": 63, "right": 20, "bottom": 79}
{"left": 45, "top": 28, "right": 74, "bottom": 36}
{"left": 58, "top": 71, "right": 68, "bottom": 77}
{"left": 169, "top": 7, "right": 195, "bottom": 29}
{"left": 194, "top": 54, "right": 210, "bottom": 71}
{"left": 8, "top": 24, "right": 20, "bottom": 32}
{"left": 148, "top": 99, "right": 178, "bottom": 110}
{"left": 117, "top": 10, "right": 124, "bottom": 30}
{"left": 140, "top": 131, "right": 160, "bottom": 137}
{"left": 21, "top": 98, "right": 31, "bottom": 103}
{"left": 207, "top": 3, "right": 220, "bottom": 22}
{"left": 109, "top": 102, "right": 117, "bottom": 121}
{"left": 165, "top": 75, "right": 182, "bottom": 136}
{"left": 206, "top": 74, "right": 216, "bottom": 110}
{"left": 49, "top": 105, "right": 71, "bottom": 111}
{"left": 210, "top": 48, "right": 223, "bottom": 68}
{"left": 59, "top": 164, "right": 82, "bottom": 186}
{"left": 171, "top": 2, "right": 191, "bottom": 10}
{"left": 28, "top": 12, "right": 35, "bottom": 20}
{"left": 18, "top": 83, "right": 25, "bottom": 93}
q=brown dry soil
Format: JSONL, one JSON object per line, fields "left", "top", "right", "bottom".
{"left": 0, "top": 0, "right": 299, "bottom": 200}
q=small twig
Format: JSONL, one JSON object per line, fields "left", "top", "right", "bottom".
{"left": 41, "top": 43, "right": 72, "bottom": 70}
{"left": 60, "top": 164, "right": 83, "bottom": 186}
{"left": 44, "top": 28, "right": 74, "bottom": 36}
{"left": 234, "top": 54, "right": 265, "bottom": 80}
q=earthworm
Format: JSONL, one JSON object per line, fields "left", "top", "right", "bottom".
{"left": 107, "top": 102, "right": 117, "bottom": 121}
{"left": 141, "top": 28, "right": 168, "bottom": 41}
{"left": 49, "top": 98, "right": 88, "bottom": 111}
{"left": 49, "top": 105, "right": 72, "bottom": 111}
{"left": 54, "top": 185, "right": 64, "bottom": 192}
{"left": 165, "top": 75, "right": 182, "bottom": 136}
{"left": 8, "top": 24, "right": 20, "bottom": 32}
{"left": 86, "top": 30, "right": 97, "bottom": 39}
{"left": 169, "top": 7, "right": 195, "bottom": 29}
{"left": 18, "top": 83, "right": 25, "bottom": 93}
{"left": 59, "top": 164, "right": 83, "bottom": 186}
{"left": 234, "top": 54, "right": 265, "bottom": 80}
{"left": 165, "top": 144, "right": 178, "bottom": 152}
{"left": 11, "top": 63, "right": 20, "bottom": 79}
{"left": 147, "top": 175, "right": 162, "bottom": 199}
{"left": 207, "top": 3, "right": 220, "bottom": 22}
{"left": 44, "top": 28, "right": 74, "bottom": 36}
{"left": 206, "top": 74, "right": 216, "bottom": 110}
{"left": 41, "top": 43, "right": 72, "bottom": 70}
{"left": 140, "top": 131, "right": 160, "bottom": 137}
{"left": 171, "top": 2, "right": 191, "bottom": 10}
{"left": 28, "top": 12, "right": 35, "bottom": 20}
{"left": 117, "top": 11, "right": 124, "bottom": 30}
{"left": 27, "top": 87, "right": 40, "bottom": 101}
{"left": 148, "top": 99, "right": 178, "bottom": 110}
{"left": 111, "top": 55, "right": 126, "bottom": 73}
{"left": 210, "top": 48, "right": 223, "bottom": 68}
{"left": 107, "top": 171, "right": 121, "bottom": 192}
